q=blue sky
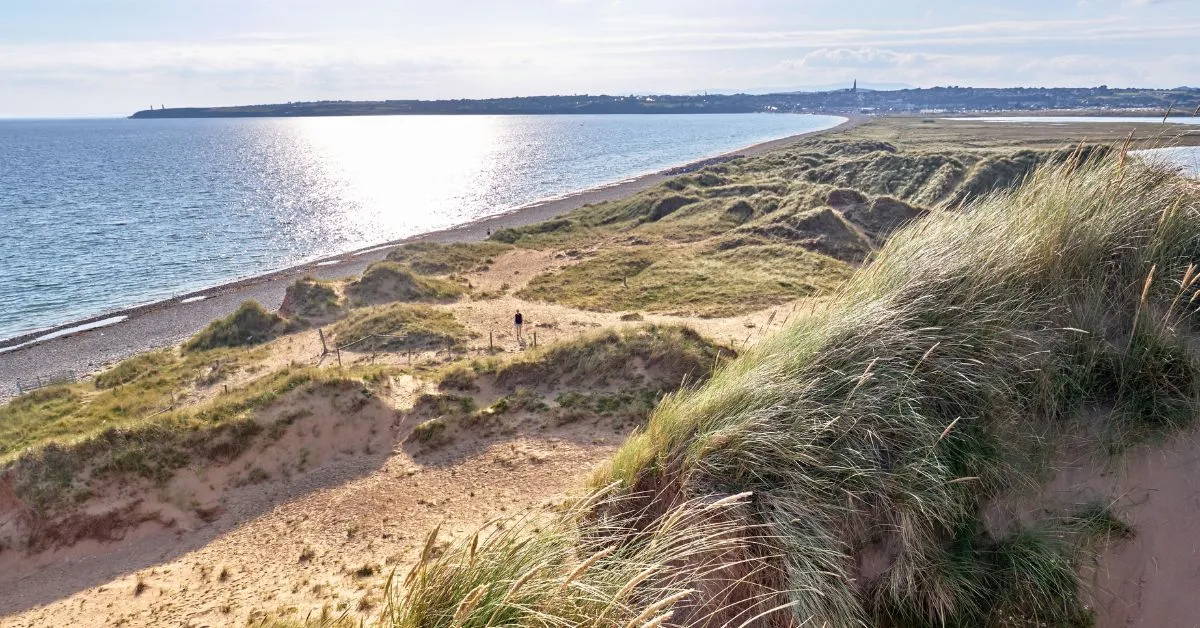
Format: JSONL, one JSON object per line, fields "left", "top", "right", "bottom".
{"left": 1, "top": 0, "right": 1196, "bottom": 116}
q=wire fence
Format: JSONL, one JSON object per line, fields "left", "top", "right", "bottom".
{"left": 15, "top": 370, "right": 77, "bottom": 394}
{"left": 311, "top": 324, "right": 538, "bottom": 369}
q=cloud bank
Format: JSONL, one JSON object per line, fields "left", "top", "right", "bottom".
{"left": 1, "top": 1, "right": 1195, "bottom": 116}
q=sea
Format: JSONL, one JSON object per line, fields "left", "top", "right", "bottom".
{"left": 0, "top": 113, "right": 844, "bottom": 342}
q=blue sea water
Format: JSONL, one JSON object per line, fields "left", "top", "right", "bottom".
{"left": 0, "top": 113, "right": 843, "bottom": 341}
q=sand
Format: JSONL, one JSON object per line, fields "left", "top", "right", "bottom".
{"left": 0, "top": 115, "right": 859, "bottom": 401}
{"left": 0, "top": 242, "right": 809, "bottom": 626}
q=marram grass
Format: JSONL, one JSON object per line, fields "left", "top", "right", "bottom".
{"left": 387, "top": 152, "right": 1198, "bottom": 627}
{"left": 382, "top": 489, "right": 788, "bottom": 627}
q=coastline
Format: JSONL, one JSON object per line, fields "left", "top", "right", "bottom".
{"left": 0, "top": 114, "right": 859, "bottom": 399}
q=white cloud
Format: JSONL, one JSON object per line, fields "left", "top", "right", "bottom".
{"left": 799, "top": 48, "right": 915, "bottom": 69}
{"left": 2, "top": 3, "right": 1198, "bottom": 115}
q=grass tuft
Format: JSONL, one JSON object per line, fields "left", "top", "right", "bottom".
{"left": 280, "top": 276, "right": 343, "bottom": 320}
{"left": 184, "top": 301, "right": 289, "bottom": 352}
{"left": 332, "top": 304, "right": 469, "bottom": 353}
{"left": 346, "top": 262, "right": 465, "bottom": 307}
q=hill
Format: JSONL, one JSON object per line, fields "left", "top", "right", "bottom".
{"left": 392, "top": 147, "right": 1199, "bottom": 626}
{"left": 128, "top": 86, "right": 1200, "bottom": 118}
{"left": 0, "top": 120, "right": 1196, "bottom": 626}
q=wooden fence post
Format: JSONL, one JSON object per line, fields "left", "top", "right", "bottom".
{"left": 318, "top": 328, "right": 328, "bottom": 354}
{"left": 533, "top": 331, "right": 537, "bottom": 348}
{"left": 489, "top": 331, "right": 494, "bottom": 352}
{"left": 336, "top": 347, "right": 342, "bottom": 367}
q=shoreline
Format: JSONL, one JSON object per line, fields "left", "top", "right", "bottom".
{"left": 0, "top": 114, "right": 858, "bottom": 398}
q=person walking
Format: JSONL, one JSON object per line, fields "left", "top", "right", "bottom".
{"left": 514, "top": 310, "right": 524, "bottom": 343}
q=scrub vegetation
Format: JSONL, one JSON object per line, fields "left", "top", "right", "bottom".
{"left": 346, "top": 261, "right": 467, "bottom": 307}
{"left": 184, "top": 301, "right": 290, "bottom": 352}
{"left": 4, "top": 118, "right": 1198, "bottom": 626}
{"left": 385, "top": 151, "right": 1199, "bottom": 626}
{"left": 331, "top": 303, "right": 470, "bottom": 353}
{"left": 496, "top": 132, "right": 1114, "bottom": 318}
{"left": 384, "top": 241, "right": 513, "bottom": 275}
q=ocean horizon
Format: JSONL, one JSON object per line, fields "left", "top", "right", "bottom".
{"left": 0, "top": 113, "right": 844, "bottom": 342}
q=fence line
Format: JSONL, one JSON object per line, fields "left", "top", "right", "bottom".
{"left": 16, "top": 370, "right": 77, "bottom": 394}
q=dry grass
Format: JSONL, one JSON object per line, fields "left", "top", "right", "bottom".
{"left": 184, "top": 301, "right": 290, "bottom": 352}
{"left": 332, "top": 304, "right": 470, "bottom": 353}
{"left": 389, "top": 151, "right": 1199, "bottom": 626}
{"left": 345, "top": 262, "right": 466, "bottom": 307}
{"left": 280, "top": 277, "right": 343, "bottom": 320}
{"left": 385, "top": 241, "right": 514, "bottom": 275}
{"left": 518, "top": 243, "right": 851, "bottom": 317}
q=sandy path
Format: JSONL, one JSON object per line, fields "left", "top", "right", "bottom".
{"left": 0, "top": 223, "right": 835, "bottom": 627}
{"left": 2, "top": 430, "right": 621, "bottom": 627}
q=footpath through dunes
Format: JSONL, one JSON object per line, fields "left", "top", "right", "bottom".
{"left": 0, "top": 124, "right": 1196, "bottom": 626}
{"left": 388, "top": 156, "right": 1200, "bottom": 625}
{"left": 0, "top": 315, "right": 739, "bottom": 626}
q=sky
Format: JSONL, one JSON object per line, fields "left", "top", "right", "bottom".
{"left": 1, "top": 0, "right": 1197, "bottom": 117}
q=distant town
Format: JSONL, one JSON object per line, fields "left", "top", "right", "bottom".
{"left": 130, "top": 85, "right": 1200, "bottom": 119}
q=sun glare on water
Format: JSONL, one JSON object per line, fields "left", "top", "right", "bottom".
{"left": 277, "top": 116, "right": 506, "bottom": 249}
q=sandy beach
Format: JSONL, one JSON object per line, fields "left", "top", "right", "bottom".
{"left": 0, "top": 115, "right": 857, "bottom": 399}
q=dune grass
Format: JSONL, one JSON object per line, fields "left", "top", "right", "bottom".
{"left": 488, "top": 324, "right": 733, "bottom": 391}
{"left": 7, "top": 363, "right": 403, "bottom": 533}
{"left": 332, "top": 303, "right": 469, "bottom": 352}
{"left": 498, "top": 139, "right": 1085, "bottom": 320}
{"left": 487, "top": 135, "right": 1091, "bottom": 254}
{"left": 0, "top": 346, "right": 267, "bottom": 462}
{"left": 281, "top": 276, "right": 343, "bottom": 320}
{"left": 184, "top": 301, "right": 290, "bottom": 352}
{"left": 382, "top": 490, "right": 778, "bottom": 627}
{"left": 345, "top": 262, "right": 466, "bottom": 307}
{"left": 388, "top": 152, "right": 1198, "bottom": 626}
{"left": 410, "top": 326, "right": 735, "bottom": 448}
{"left": 384, "top": 241, "right": 513, "bottom": 275}
{"left": 8, "top": 365, "right": 332, "bottom": 516}
{"left": 517, "top": 243, "right": 851, "bottom": 316}
{"left": 92, "top": 350, "right": 177, "bottom": 389}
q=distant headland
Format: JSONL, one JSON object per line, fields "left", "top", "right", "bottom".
{"left": 130, "top": 86, "right": 1200, "bottom": 119}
